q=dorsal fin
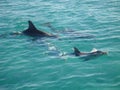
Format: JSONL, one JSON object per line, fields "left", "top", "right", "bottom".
{"left": 28, "top": 20, "right": 37, "bottom": 30}
{"left": 73, "top": 47, "right": 81, "bottom": 56}
{"left": 43, "top": 22, "right": 56, "bottom": 31}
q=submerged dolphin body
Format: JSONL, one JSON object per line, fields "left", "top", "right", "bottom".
{"left": 22, "top": 21, "right": 56, "bottom": 37}
{"left": 44, "top": 22, "right": 95, "bottom": 39}
{"left": 73, "top": 47, "right": 107, "bottom": 61}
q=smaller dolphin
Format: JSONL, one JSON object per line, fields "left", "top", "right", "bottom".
{"left": 73, "top": 47, "right": 107, "bottom": 61}
{"left": 22, "top": 21, "right": 57, "bottom": 37}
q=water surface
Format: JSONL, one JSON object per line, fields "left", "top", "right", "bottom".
{"left": 0, "top": 0, "right": 120, "bottom": 90}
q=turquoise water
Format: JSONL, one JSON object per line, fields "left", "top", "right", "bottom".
{"left": 0, "top": 0, "right": 120, "bottom": 90}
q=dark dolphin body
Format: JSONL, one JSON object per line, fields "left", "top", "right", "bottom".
{"left": 0, "top": 21, "right": 56, "bottom": 38}
{"left": 22, "top": 21, "right": 56, "bottom": 37}
{"left": 73, "top": 47, "right": 107, "bottom": 61}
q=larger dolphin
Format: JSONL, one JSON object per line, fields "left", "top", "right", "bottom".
{"left": 22, "top": 21, "right": 56, "bottom": 37}
{"left": 0, "top": 21, "right": 56, "bottom": 38}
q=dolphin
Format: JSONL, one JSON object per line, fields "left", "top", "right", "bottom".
{"left": 0, "top": 21, "right": 57, "bottom": 38}
{"left": 73, "top": 47, "right": 107, "bottom": 61}
{"left": 43, "top": 22, "right": 95, "bottom": 39}
{"left": 22, "top": 21, "right": 56, "bottom": 37}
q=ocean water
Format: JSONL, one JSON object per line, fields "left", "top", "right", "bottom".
{"left": 0, "top": 0, "right": 120, "bottom": 90}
